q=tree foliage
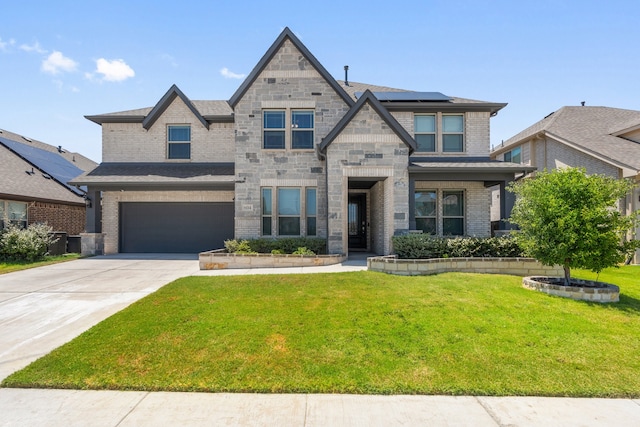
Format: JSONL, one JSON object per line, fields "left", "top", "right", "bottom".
{"left": 508, "top": 168, "right": 639, "bottom": 285}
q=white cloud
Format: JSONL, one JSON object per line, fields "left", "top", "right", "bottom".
{"left": 42, "top": 51, "right": 78, "bottom": 74}
{"left": 20, "top": 41, "right": 47, "bottom": 54}
{"left": 220, "top": 67, "right": 246, "bottom": 79}
{"left": 93, "top": 58, "right": 135, "bottom": 82}
{"left": 0, "top": 37, "right": 16, "bottom": 52}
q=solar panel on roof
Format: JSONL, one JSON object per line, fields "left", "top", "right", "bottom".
{"left": 0, "top": 136, "right": 85, "bottom": 195}
{"left": 354, "top": 91, "right": 452, "bottom": 102}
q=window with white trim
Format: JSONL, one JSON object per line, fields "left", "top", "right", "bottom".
{"left": 167, "top": 125, "right": 191, "bottom": 159}
{"left": 263, "top": 111, "right": 286, "bottom": 149}
{"left": 0, "top": 200, "right": 28, "bottom": 229}
{"left": 291, "top": 110, "right": 314, "bottom": 149}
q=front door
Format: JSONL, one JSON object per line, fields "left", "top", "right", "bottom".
{"left": 348, "top": 194, "right": 367, "bottom": 250}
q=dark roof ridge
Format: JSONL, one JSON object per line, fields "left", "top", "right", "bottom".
{"left": 142, "top": 84, "right": 209, "bottom": 130}
{"left": 318, "top": 89, "right": 417, "bottom": 154}
{"left": 228, "top": 27, "right": 354, "bottom": 108}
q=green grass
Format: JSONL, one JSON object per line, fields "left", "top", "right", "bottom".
{"left": 3, "top": 267, "right": 639, "bottom": 396}
{"left": 0, "top": 253, "right": 82, "bottom": 274}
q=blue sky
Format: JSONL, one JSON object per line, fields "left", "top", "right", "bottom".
{"left": 1, "top": 0, "right": 638, "bottom": 162}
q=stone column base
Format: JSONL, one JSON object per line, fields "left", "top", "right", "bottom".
{"left": 80, "top": 233, "right": 105, "bottom": 256}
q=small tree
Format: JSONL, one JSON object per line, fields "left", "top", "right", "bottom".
{"left": 508, "top": 167, "right": 639, "bottom": 286}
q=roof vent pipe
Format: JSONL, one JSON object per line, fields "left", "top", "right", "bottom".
{"left": 344, "top": 65, "right": 349, "bottom": 86}
{"left": 581, "top": 101, "right": 585, "bottom": 106}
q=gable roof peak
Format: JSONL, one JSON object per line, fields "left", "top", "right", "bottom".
{"left": 142, "top": 84, "right": 209, "bottom": 130}
{"left": 318, "top": 89, "right": 417, "bottom": 154}
{"left": 228, "top": 27, "right": 354, "bottom": 108}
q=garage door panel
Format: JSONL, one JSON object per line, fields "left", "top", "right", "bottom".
{"left": 120, "top": 202, "right": 234, "bottom": 253}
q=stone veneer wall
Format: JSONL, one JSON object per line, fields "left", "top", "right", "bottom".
{"left": 101, "top": 190, "right": 234, "bottom": 254}
{"left": 232, "top": 39, "right": 351, "bottom": 241}
{"left": 199, "top": 250, "right": 346, "bottom": 270}
{"left": 368, "top": 256, "right": 563, "bottom": 277}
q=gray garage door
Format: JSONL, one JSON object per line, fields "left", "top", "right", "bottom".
{"left": 119, "top": 202, "right": 234, "bottom": 253}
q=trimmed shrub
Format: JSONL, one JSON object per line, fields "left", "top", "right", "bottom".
{"left": 224, "top": 238, "right": 326, "bottom": 255}
{"left": 0, "top": 223, "right": 58, "bottom": 262}
{"left": 392, "top": 235, "right": 525, "bottom": 259}
{"left": 292, "top": 247, "right": 315, "bottom": 255}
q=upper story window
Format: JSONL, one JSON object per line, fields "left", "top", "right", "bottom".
{"left": 413, "top": 113, "right": 465, "bottom": 153}
{"left": 504, "top": 146, "right": 521, "bottom": 163}
{"left": 167, "top": 125, "right": 191, "bottom": 159}
{"left": 291, "top": 110, "right": 314, "bottom": 149}
{"left": 414, "top": 115, "right": 436, "bottom": 152}
{"left": 263, "top": 111, "right": 286, "bottom": 149}
{"left": 442, "top": 115, "right": 464, "bottom": 152}
{"left": 263, "top": 109, "right": 315, "bottom": 150}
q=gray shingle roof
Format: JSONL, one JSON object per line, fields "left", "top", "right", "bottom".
{"left": 410, "top": 157, "right": 536, "bottom": 173}
{"left": 0, "top": 129, "right": 97, "bottom": 204}
{"left": 498, "top": 106, "right": 640, "bottom": 171}
{"left": 70, "top": 162, "right": 235, "bottom": 186}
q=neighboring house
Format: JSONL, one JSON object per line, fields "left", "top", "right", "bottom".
{"left": 72, "top": 27, "right": 532, "bottom": 255}
{"left": 490, "top": 105, "right": 640, "bottom": 263}
{"left": 0, "top": 128, "right": 97, "bottom": 235}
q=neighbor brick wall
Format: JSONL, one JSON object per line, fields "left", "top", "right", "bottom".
{"left": 27, "top": 202, "right": 85, "bottom": 235}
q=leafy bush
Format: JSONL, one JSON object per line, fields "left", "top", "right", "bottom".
{"left": 292, "top": 247, "right": 315, "bottom": 256}
{"left": 391, "top": 234, "right": 524, "bottom": 259}
{"left": 0, "top": 223, "right": 58, "bottom": 262}
{"left": 223, "top": 239, "right": 256, "bottom": 254}
{"left": 225, "top": 238, "right": 326, "bottom": 255}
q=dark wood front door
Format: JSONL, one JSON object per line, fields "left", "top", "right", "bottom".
{"left": 348, "top": 194, "right": 367, "bottom": 249}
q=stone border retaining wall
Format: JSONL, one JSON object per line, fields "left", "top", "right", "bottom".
{"left": 367, "top": 256, "right": 563, "bottom": 277}
{"left": 199, "top": 249, "right": 346, "bottom": 270}
{"left": 523, "top": 277, "right": 620, "bottom": 303}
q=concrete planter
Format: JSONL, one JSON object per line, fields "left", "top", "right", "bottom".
{"left": 522, "top": 276, "right": 620, "bottom": 303}
{"left": 368, "top": 256, "right": 563, "bottom": 277}
{"left": 199, "top": 249, "right": 346, "bottom": 270}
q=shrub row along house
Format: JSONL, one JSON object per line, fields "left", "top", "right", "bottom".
{"left": 0, "top": 128, "right": 97, "bottom": 241}
{"left": 491, "top": 106, "right": 640, "bottom": 263}
{"left": 71, "top": 27, "right": 534, "bottom": 256}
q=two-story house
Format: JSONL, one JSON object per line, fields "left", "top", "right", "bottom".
{"left": 491, "top": 105, "right": 640, "bottom": 263}
{"left": 72, "top": 28, "right": 532, "bottom": 256}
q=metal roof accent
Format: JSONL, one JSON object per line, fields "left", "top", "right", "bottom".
{"left": 228, "top": 27, "right": 354, "bottom": 108}
{"left": 318, "top": 90, "right": 417, "bottom": 154}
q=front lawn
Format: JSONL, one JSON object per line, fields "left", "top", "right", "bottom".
{"left": 3, "top": 267, "right": 639, "bottom": 396}
{"left": 0, "top": 253, "right": 82, "bottom": 275}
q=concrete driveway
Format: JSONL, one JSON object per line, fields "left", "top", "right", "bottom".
{"left": 0, "top": 254, "right": 200, "bottom": 381}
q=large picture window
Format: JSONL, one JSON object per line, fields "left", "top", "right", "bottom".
{"left": 261, "top": 186, "right": 317, "bottom": 236}
{"left": 414, "top": 115, "right": 436, "bottom": 152}
{"left": 167, "top": 125, "right": 191, "bottom": 159}
{"left": 413, "top": 190, "right": 465, "bottom": 236}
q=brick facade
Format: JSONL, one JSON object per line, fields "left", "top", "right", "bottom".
{"left": 28, "top": 201, "right": 85, "bottom": 235}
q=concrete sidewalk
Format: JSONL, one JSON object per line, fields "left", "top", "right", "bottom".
{"left": 1, "top": 254, "right": 639, "bottom": 426}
